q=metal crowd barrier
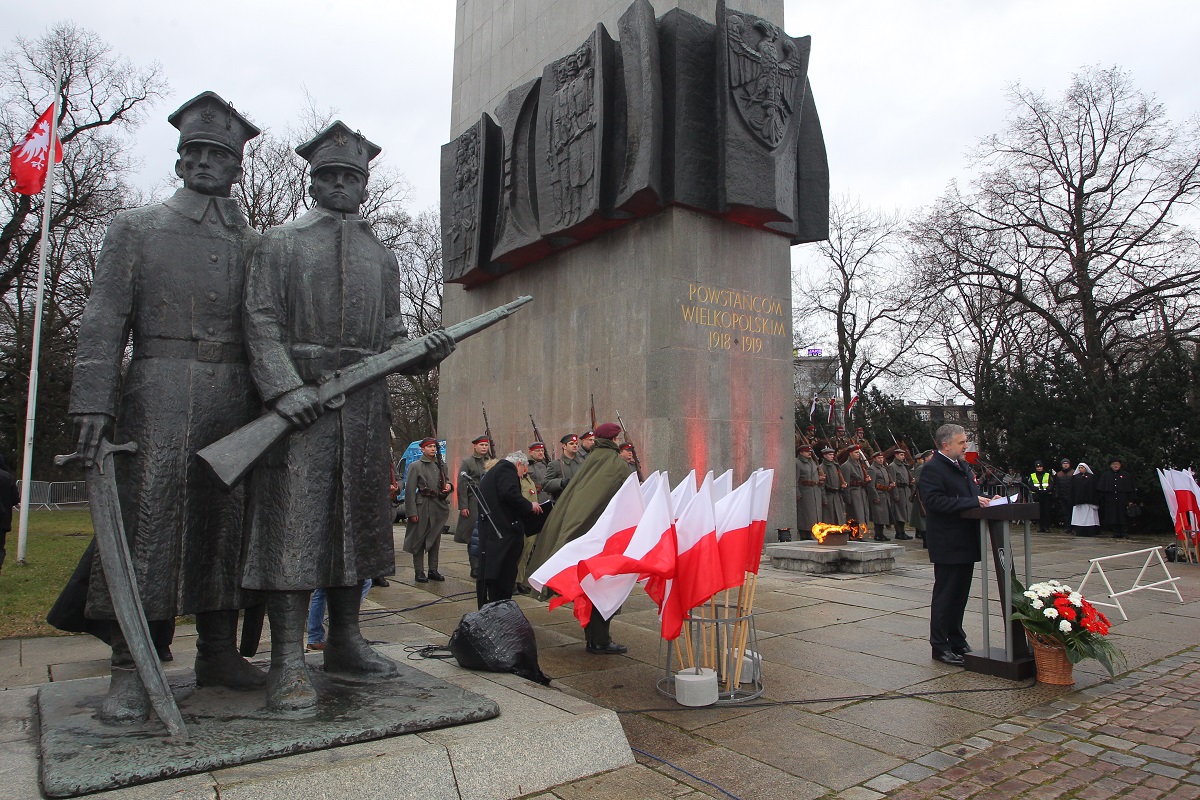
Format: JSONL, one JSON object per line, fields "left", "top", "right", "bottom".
{"left": 15, "top": 480, "right": 88, "bottom": 510}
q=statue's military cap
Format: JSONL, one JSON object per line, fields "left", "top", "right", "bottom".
{"left": 168, "top": 91, "right": 260, "bottom": 159}
{"left": 296, "top": 120, "right": 381, "bottom": 177}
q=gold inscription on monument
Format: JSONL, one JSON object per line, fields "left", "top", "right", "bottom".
{"left": 680, "top": 282, "right": 788, "bottom": 352}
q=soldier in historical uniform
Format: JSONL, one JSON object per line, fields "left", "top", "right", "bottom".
{"left": 912, "top": 450, "right": 931, "bottom": 544}
{"left": 241, "top": 122, "right": 454, "bottom": 712}
{"left": 868, "top": 451, "right": 894, "bottom": 541}
{"left": 889, "top": 449, "right": 914, "bottom": 540}
{"left": 795, "top": 443, "right": 821, "bottom": 537}
{"left": 404, "top": 438, "right": 452, "bottom": 582}
{"left": 455, "top": 435, "right": 491, "bottom": 577}
{"left": 527, "top": 442, "right": 551, "bottom": 504}
{"left": 543, "top": 433, "right": 583, "bottom": 499}
{"left": 66, "top": 92, "right": 264, "bottom": 722}
{"left": 841, "top": 446, "right": 872, "bottom": 535}
{"left": 818, "top": 447, "right": 847, "bottom": 524}
{"left": 578, "top": 430, "right": 596, "bottom": 461}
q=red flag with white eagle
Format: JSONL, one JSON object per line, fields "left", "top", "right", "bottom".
{"left": 9, "top": 105, "right": 63, "bottom": 195}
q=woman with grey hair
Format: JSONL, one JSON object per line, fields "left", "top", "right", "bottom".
{"left": 475, "top": 450, "right": 545, "bottom": 606}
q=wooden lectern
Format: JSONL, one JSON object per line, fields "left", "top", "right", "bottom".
{"left": 960, "top": 503, "right": 1040, "bottom": 680}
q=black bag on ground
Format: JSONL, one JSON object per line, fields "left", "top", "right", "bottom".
{"left": 448, "top": 599, "right": 550, "bottom": 685}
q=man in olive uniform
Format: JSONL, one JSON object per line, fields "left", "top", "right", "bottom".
{"left": 543, "top": 434, "right": 583, "bottom": 498}
{"left": 795, "top": 444, "right": 821, "bottom": 537}
{"left": 842, "top": 446, "right": 872, "bottom": 535}
{"left": 242, "top": 122, "right": 454, "bottom": 712}
{"left": 578, "top": 430, "right": 596, "bottom": 461}
{"left": 889, "top": 450, "right": 914, "bottom": 540}
{"left": 67, "top": 92, "right": 264, "bottom": 723}
{"left": 405, "top": 439, "right": 452, "bottom": 582}
{"left": 818, "top": 447, "right": 847, "bottom": 524}
{"left": 455, "top": 435, "right": 491, "bottom": 577}
{"left": 912, "top": 450, "right": 931, "bottom": 544}
{"left": 527, "top": 442, "right": 551, "bottom": 504}
{"left": 868, "top": 451, "right": 894, "bottom": 541}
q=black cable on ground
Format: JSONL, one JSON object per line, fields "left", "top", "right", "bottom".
{"left": 613, "top": 678, "right": 1038, "bottom": 713}
{"left": 631, "top": 747, "right": 743, "bottom": 800}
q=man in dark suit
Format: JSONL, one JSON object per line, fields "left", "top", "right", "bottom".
{"left": 918, "top": 423, "right": 995, "bottom": 666}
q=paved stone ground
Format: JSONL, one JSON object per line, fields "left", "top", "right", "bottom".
{"left": 2, "top": 525, "right": 1197, "bottom": 799}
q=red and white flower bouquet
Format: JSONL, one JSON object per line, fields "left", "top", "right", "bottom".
{"left": 1011, "top": 579, "right": 1126, "bottom": 677}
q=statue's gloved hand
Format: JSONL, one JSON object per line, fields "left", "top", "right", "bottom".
{"left": 424, "top": 330, "right": 456, "bottom": 364}
{"left": 274, "top": 386, "right": 322, "bottom": 428}
{"left": 73, "top": 413, "right": 113, "bottom": 468}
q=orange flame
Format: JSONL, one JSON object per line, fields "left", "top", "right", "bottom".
{"left": 811, "top": 519, "right": 869, "bottom": 543}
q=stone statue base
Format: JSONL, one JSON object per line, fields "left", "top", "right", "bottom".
{"left": 37, "top": 656, "right": 498, "bottom": 798}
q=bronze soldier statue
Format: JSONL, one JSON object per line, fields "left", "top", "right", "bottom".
{"left": 67, "top": 91, "right": 265, "bottom": 722}
{"left": 241, "top": 121, "right": 454, "bottom": 712}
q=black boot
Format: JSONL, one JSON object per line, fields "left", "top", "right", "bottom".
{"left": 266, "top": 591, "right": 317, "bottom": 713}
{"left": 195, "top": 609, "right": 267, "bottom": 691}
{"left": 894, "top": 523, "right": 910, "bottom": 540}
{"left": 98, "top": 631, "right": 150, "bottom": 723}
{"left": 324, "top": 583, "right": 400, "bottom": 679}
{"left": 873, "top": 524, "right": 889, "bottom": 542}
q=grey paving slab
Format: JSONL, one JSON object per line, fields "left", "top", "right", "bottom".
{"left": 756, "top": 635, "right": 954, "bottom": 690}
{"left": 669, "top": 744, "right": 828, "bottom": 800}
{"left": 753, "top": 603, "right": 888, "bottom": 636}
{"left": 757, "top": 659, "right": 875, "bottom": 710}
{"left": 827, "top": 696, "right": 994, "bottom": 748}
{"left": 48, "top": 657, "right": 109, "bottom": 682}
{"left": 713, "top": 717, "right": 904, "bottom": 790}
{"left": 20, "top": 633, "right": 112, "bottom": 666}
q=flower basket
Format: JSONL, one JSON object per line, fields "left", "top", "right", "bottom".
{"left": 1010, "top": 578, "right": 1126, "bottom": 679}
{"left": 1025, "top": 629, "right": 1074, "bottom": 685}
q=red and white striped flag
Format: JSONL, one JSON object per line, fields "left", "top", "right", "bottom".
{"left": 578, "top": 472, "right": 677, "bottom": 620}
{"left": 847, "top": 391, "right": 860, "bottom": 414}
{"left": 715, "top": 474, "right": 756, "bottom": 591}
{"left": 827, "top": 397, "right": 836, "bottom": 424}
{"left": 528, "top": 472, "right": 645, "bottom": 627}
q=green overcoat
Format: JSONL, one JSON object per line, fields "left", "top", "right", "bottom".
{"left": 526, "top": 438, "right": 629, "bottom": 576}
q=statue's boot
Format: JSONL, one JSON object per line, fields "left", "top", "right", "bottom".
{"left": 194, "top": 609, "right": 266, "bottom": 691}
{"left": 324, "top": 583, "right": 400, "bottom": 679}
{"left": 265, "top": 591, "right": 317, "bottom": 712}
{"left": 98, "top": 633, "right": 150, "bottom": 723}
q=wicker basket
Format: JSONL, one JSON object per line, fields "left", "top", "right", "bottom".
{"left": 1026, "top": 630, "right": 1075, "bottom": 685}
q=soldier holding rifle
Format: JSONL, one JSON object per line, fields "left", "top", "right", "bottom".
{"left": 240, "top": 122, "right": 455, "bottom": 713}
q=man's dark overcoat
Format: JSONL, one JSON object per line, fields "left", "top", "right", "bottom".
{"left": 918, "top": 453, "right": 983, "bottom": 564}
{"left": 455, "top": 452, "right": 487, "bottom": 543}
{"left": 478, "top": 459, "right": 543, "bottom": 582}
{"left": 69, "top": 189, "right": 260, "bottom": 619}
{"left": 242, "top": 206, "right": 408, "bottom": 590}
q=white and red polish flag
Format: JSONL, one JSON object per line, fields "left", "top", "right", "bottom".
{"left": 745, "top": 469, "right": 775, "bottom": 574}
{"left": 712, "top": 469, "right": 733, "bottom": 503}
{"left": 827, "top": 397, "right": 836, "bottom": 424}
{"left": 714, "top": 474, "right": 756, "bottom": 591}
{"left": 9, "top": 105, "right": 63, "bottom": 195}
{"left": 578, "top": 472, "right": 677, "bottom": 620}
{"left": 528, "top": 472, "right": 645, "bottom": 627}
{"left": 647, "top": 474, "right": 723, "bottom": 639}
{"left": 670, "top": 470, "right": 697, "bottom": 521}
{"left": 809, "top": 393, "right": 819, "bottom": 420}
{"left": 847, "top": 391, "right": 860, "bottom": 415}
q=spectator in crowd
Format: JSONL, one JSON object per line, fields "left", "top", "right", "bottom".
{"left": 1070, "top": 463, "right": 1101, "bottom": 537}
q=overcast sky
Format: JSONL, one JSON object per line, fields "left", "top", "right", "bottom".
{"left": 4, "top": 1, "right": 1197, "bottom": 217}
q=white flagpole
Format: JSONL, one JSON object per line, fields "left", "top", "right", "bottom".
{"left": 15, "top": 66, "right": 61, "bottom": 565}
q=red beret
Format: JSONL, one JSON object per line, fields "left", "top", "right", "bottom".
{"left": 594, "top": 422, "right": 621, "bottom": 440}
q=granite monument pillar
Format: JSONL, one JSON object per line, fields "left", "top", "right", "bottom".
{"left": 440, "top": 0, "right": 829, "bottom": 538}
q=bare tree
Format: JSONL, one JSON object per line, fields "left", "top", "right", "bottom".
{"left": 793, "top": 195, "right": 923, "bottom": 417}
{"left": 0, "top": 24, "right": 164, "bottom": 466}
{"left": 914, "top": 66, "right": 1200, "bottom": 388}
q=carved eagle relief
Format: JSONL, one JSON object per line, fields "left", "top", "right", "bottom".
{"left": 726, "top": 14, "right": 808, "bottom": 149}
